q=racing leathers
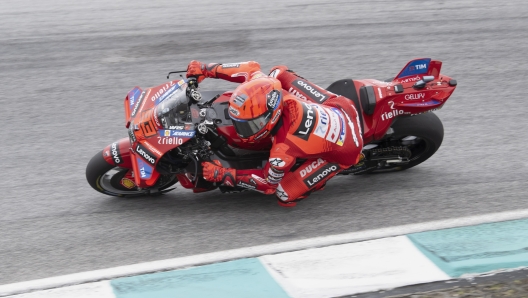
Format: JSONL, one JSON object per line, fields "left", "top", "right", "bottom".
{"left": 188, "top": 61, "right": 364, "bottom": 206}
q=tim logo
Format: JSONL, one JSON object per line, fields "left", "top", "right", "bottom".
{"left": 397, "top": 58, "right": 431, "bottom": 79}
{"left": 409, "top": 64, "right": 427, "bottom": 71}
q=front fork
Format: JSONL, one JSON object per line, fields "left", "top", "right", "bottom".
{"left": 102, "top": 137, "right": 134, "bottom": 169}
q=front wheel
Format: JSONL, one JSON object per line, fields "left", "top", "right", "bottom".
{"left": 367, "top": 112, "right": 444, "bottom": 173}
{"left": 85, "top": 150, "right": 178, "bottom": 197}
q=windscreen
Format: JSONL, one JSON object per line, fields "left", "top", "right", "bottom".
{"left": 155, "top": 82, "right": 190, "bottom": 128}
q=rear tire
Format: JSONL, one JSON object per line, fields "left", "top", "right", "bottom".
{"left": 85, "top": 150, "right": 178, "bottom": 197}
{"left": 368, "top": 112, "right": 444, "bottom": 173}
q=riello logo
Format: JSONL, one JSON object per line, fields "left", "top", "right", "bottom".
{"left": 381, "top": 109, "right": 405, "bottom": 121}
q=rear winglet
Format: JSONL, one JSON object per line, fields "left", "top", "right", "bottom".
{"left": 394, "top": 58, "right": 442, "bottom": 80}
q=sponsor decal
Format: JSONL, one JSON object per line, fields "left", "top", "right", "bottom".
{"left": 249, "top": 178, "right": 257, "bottom": 185}
{"left": 397, "top": 58, "right": 431, "bottom": 78}
{"left": 136, "top": 157, "right": 153, "bottom": 179}
{"left": 267, "top": 167, "right": 284, "bottom": 178}
{"left": 342, "top": 108, "right": 360, "bottom": 147}
{"left": 229, "top": 106, "right": 240, "bottom": 116}
{"left": 271, "top": 109, "right": 281, "bottom": 124}
{"left": 303, "top": 163, "right": 339, "bottom": 188}
{"left": 232, "top": 94, "right": 248, "bottom": 107}
{"left": 128, "top": 88, "right": 141, "bottom": 107}
{"left": 267, "top": 90, "right": 281, "bottom": 110}
{"left": 407, "top": 100, "right": 441, "bottom": 107}
{"left": 139, "top": 110, "right": 157, "bottom": 138}
{"left": 237, "top": 181, "right": 256, "bottom": 190}
{"left": 168, "top": 125, "right": 184, "bottom": 130}
{"left": 130, "top": 91, "right": 146, "bottom": 117}
{"left": 267, "top": 176, "right": 282, "bottom": 185}
{"left": 293, "top": 102, "right": 315, "bottom": 140}
{"left": 269, "top": 157, "right": 286, "bottom": 168}
{"left": 381, "top": 109, "right": 405, "bottom": 121}
{"left": 136, "top": 143, "right": 157, "bottom": 165}
{"left": 221, "top": 63, "right": 240, "bottom": 69}
{"left": 378, "top": 88, "right": 383, "bottom": 99}
{"left": 411, "top": 64, "right": 427, "bottom": 71}
{"left": 104, "top": 151, "right": 110, "bottom": 157}
{"left": 399, "top": 76, "right": 421, "bottom": 83}
{"left": 111, "top": 142, "right": 122, "bottom": 164}
{"left": 292, "top": 80, "right": 328, "bottom": 102}
{"left": 128, "top": 127, "right": 136, "bottom": 143}
{"left": 326, "top": 106, "right": 340, "bottom": 143}
{"left": 300, "top": 158, "right": 325, "bottom": 178}
{"left": 269, "top": 69, "right": 280, "bottom": 78}
{"left": 120, "top": 178, "right": 136, "bottom": 189}
{"left": 142, "top": 141, "right": 162, "bottom": 156}
{"left": 160, "top": 130, "right": 196, "bottom": 137}
{"left": 150, "top": 81, "right": 176, "bottom": 102}
{"left": 157, "top": 85, "right": 179, "bottom": 104}
{"left": 157, "top": 137, "right": 183, "bottom": 145}
{"left": 251, "top": 174, "right": 268, "bottom": 185}
{"left": 313, "top": 105, "right": 329, "bottom": 138}
{"left": 331, "top": 108, "right": 346, "bottom": 146}
{"left": 348, "top": 101, "right": 362, "bottom": 135}
{"left": 275, "top": 184, "right": 288, "bottom": 201}
{"left": 254, "top": 129, "right": 269, "bottom": 140}
{"left": 404, "top": 93, "right": 426, "bottom": 100}
{"left": 382, "top": 101, "right": 408, "bottom": 121}
{"left": 153, "top": 112, "right": 161, "bottom": 127}
{"left": 288, "top": 87, "right": 307, "bottom": 100}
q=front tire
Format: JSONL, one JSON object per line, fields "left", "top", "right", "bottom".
{"left": 369, "top": 112, "right": 444, "bottom": 173}
{"left": 85, "top": 150, "right": 178, "bottom": 197}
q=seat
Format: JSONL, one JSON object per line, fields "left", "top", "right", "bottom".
{"left": 326, "top": 79, "right": 364, "bottom": 135}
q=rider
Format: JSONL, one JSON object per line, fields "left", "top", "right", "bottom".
{"left": 186, "top": 60, "right": 364, "bottom": 207}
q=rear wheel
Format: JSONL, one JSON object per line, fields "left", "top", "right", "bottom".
{"left": 366, "top": 112, "right": 444, "bottom": 173}
{"left": 85, "top": 150, "right": 178, "bottom": 197}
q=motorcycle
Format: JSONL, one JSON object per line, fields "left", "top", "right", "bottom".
{"left": 86, "top": 58, "right": 457, "bottom": 197}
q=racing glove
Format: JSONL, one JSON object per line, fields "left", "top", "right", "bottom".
{"left": 202, "top": 160, "right": 236, "bottom": 187}
{"left": 186, "top": 60, "right": 207, "bottom": 83}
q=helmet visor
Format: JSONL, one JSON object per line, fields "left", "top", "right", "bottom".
{"left": 230, "top": 110, "right": 272, "bottom": 138}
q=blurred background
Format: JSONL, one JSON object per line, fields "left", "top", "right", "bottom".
{"left": 1, "top": 0, "right": 527, "bottom": 285}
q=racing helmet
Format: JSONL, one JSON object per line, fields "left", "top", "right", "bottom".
{"left": 228, "top": 77, "right": 283, "bottom": 142}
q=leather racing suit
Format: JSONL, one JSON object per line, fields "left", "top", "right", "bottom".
{"left": 191, "top": 61, "right": 364, "bottom": 206}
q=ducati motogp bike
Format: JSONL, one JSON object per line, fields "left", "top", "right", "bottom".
{"left": 86, "top": 58, "right": 457, "bottom": 197}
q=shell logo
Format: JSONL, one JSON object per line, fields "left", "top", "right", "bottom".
{"left": 120, "top": 178, "right": 136, "bottom": 189}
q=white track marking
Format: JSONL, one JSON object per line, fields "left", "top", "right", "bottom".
{"left": 1, "top": 209, "right": 528, "bottom": 297}
{"left": 260, "top": 236, "right": 449, "bottom": 298}
{"left": 2, "top": 282, "right": 114, "bottom": 298}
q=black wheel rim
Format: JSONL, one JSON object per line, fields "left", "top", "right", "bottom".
{"left": 98, "top": 167, "right": 177, "bottom": 196}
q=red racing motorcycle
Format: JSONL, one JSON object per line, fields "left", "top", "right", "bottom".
{"left": 86, "top": 58, "right": 457, "bottom": 197}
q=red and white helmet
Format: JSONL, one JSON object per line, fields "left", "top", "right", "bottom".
{"left": 228, "top": 77, "right": 283, "bottom": 142}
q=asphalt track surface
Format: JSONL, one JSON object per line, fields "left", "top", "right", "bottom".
{"left": 1, "top": 0, "right": 527, "bottom": 286}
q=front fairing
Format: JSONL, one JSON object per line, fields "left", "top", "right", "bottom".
{"left": 124, "top": 79, "right": 196, "bottom": 187}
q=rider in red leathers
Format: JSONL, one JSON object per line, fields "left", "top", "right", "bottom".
{"left": 186, "top": 60, "right": 363, "bottom": 207}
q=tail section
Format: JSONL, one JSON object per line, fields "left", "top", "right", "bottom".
{"left": 394, "top": 58, "right": 442, "bottom": 81}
